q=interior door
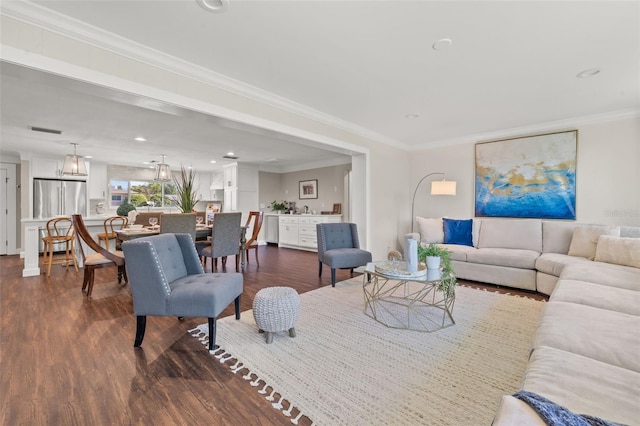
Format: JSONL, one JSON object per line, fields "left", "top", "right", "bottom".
{"left": 0, "top": 169, "right": 6, "bottom": 255}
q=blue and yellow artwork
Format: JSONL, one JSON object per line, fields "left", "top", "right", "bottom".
{"left": 475, "top": 131, "right": 577, "bottom": 219}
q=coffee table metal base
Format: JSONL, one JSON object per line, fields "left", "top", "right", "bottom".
{"left": 363, "top": 274, "right": 455, "bottom": 332}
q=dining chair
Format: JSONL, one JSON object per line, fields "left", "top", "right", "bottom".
{"left": 121, "top": 233, "right": 243, "bottom": 350}
{"left": 317, "top": 222, "right": 372, "bottom": 287}
{"left": 133, "top": 212, "right": 163, "bottom": 227}
{"left": 71, "top": 214, "right": 128, "bottom": 297}
{"left": 243, "top": 211, "right": 264, "bottom": 266}
{"left": 42, "top": 216, "right": 78, "bottom": 277}
{"left": 97, "top": 216, "right": 128, "bottom": 251}
{"left": 160, "top": 213, "right": 197, "bottom": 241}
{"left": 197, "top": 212, "right": 242, "bottom": 272}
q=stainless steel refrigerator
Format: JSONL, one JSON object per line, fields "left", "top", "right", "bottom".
{"left": 33, "top": 178, "right": 87, "bottom": 219}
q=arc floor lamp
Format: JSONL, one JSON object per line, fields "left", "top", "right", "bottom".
{"left": 410, "top": 172, "right": 457, "bottom": 232}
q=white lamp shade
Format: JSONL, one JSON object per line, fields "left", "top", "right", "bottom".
{"left": 431, "top": 180, "right": 456, "bottom": 195}
{"left": 61, "top": 154, "right": 88, "bottom": 176}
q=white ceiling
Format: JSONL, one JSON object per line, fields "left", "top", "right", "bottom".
{"left": 1, "top": 1, "right": 639, "bottom": 172}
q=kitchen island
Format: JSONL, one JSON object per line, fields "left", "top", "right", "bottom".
{"left": 21, "top": 216, "right": 115, "bottom": 277}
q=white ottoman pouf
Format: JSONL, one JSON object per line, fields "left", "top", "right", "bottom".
{"left": 252, "top": 286, "right": 301, "bottom": 344}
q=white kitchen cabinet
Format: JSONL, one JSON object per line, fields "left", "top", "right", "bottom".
{"left": 194, "top": 172, "right": 211, "bottom": 200}
{"left": 32, "top": 157, "right": 63, "bottom": 179}
{"left": 221, "top": 163, "right": 258, "bottom": 218}
{"left": 278, "top": 215, "right": 342, "bottom": 252}
{"left": 32, "top": 156, "right": 86, "bottom": 180}
{"left": 88, "top": 162, "right": 107, "bottom": 199}
{"left": 209, "top": 171, "right": 223, "bottom": 190}
{"left": 278, "top": 216, "right": 299, "bottom": 246}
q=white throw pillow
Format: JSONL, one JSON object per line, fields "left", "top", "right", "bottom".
{"left": 567, "top": 225, "right": 620, "bottom": 260}
{"left": 415, "top": 217, "right": 444, "bottom": 244}
{"left": 595, "top": 235, "right": 640, "bottom": 268}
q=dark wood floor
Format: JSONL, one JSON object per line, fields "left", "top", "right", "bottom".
{"left": 0, "top": 245, "right": 546, "bottom": 425}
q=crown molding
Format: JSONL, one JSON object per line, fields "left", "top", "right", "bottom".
{"left": 1, "top": 1, "right": 399, "bottom": 148}
{"left": 259, "top": 155, "right": 352, "bottom": 174}
{"left": 411, "top": 108, "right": 640, "bottom": 151}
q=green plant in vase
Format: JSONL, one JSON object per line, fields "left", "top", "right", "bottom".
{"left": 270, "top": 200, "right": 286, "bottom": 213}
{"left": 173, "top": 166, "right": 198, "bottom": 213}
{"left": 417, "top": 243, "right": 457, "bottom": 295}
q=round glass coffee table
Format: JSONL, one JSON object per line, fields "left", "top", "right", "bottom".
{"left": 362, "top": 261, "right": 456, "bottom": 332}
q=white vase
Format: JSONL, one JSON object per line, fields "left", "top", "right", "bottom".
{"left": 426, "top": 256, "right": 441, "bottom": 270}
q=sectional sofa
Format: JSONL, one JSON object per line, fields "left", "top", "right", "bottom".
{"left": 408, "top": 217, "right": 640, "bottom": 424}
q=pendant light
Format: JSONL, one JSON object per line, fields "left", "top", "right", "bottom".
{"left": 155, "top": 154, "right": 172, "bottom": 182}
{"left": 61, "top": 143, "right": 88, "bottom": 176}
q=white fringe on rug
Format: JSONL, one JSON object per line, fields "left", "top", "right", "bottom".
{"left": 188, "top": 323, "right": 307, "bottom": 424}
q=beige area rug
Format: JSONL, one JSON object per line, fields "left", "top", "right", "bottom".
{"left": 189, "top": 278, "right": 545, "bottom": 425}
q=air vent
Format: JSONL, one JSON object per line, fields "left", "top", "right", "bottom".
{"left": 30, "top": 126, "right": 62, "bottom": 134}
{"left": 223, "top": 155, "right": 239, "bottom": 160}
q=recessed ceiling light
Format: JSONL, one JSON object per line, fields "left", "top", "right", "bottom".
{"left": 196, "top": 0, "right": 229, "bottom": 13}
{"left": 576, "top": 68, "right": 601, "bottom": 78}
{"left": 432, "top": 38, "right": 453, "bottom": 51}
{"left": 405, "top": 114, "right": 419, "bottom": 119}
{"left": 210, "top": 160, "right": 217, "bottom": 164}
{"left": 142, "top": 161, "right": 150, "bottom": 165}
{"left": 85, "top": 155, "right": 93, "bottom": 159}
{"left": 226, "top": 151, "right": 234, "bottom": 156}
{"left": 134, "top": 137, "right": 146, "bottom": 142}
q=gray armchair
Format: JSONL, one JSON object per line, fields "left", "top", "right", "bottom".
{"left": 122, "top": 233, "right": 243, "bottom": 350}
{"left": 317, "top": 223, "right": 372, "bottom": 287}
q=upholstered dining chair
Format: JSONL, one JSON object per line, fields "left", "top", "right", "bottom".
{"left": 317, "top": 222, "right": 372, "bottom": 287}
{"left": 71, "top": 214, "right": 127, "bottom": 297}
{"left": 160, "top": 213, "right": 197, "bottom": 241}
{"left": 97, "top": 216, "right": 128, "bottom": 251}
{"left": 121, "top": 233, "right": 243, "bottom": 350}
{"left": 196, "top": 212, "right": 242, "bottom": 272}
{"left": 133, "top": 212, "right": 163, "bottom": 227}
{"left": 243, "top": 211, "right": 264, "bottom": 266}
{"left": 42, "top": 216, "right": 78, "bottom": 277}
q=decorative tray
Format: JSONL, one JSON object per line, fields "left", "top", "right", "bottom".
{"left": 374, "top": 261, "right": 427, "bottom": 278}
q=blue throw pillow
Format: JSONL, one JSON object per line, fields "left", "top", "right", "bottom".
{"left": 443, "top": 218, "right": 473, "bottom": 246}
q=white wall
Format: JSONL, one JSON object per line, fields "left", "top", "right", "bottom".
{"left": 409, "top": 115, "right": 640, "bottom": 228}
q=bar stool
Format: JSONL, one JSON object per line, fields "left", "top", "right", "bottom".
{"left": 97, "top": 216, "right": 128, "bottom": 251}
{"left": 42, "top": 217, "right": 78, "bottom": 277}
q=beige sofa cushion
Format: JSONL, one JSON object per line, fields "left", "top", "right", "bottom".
{"left": 492, "top": 395, "right": 545, "bottom": 426}
{"left": 551, "top": 279, "right": 640, "bottom": 315}
{"left": 535, "top": 253, "right": 591, "bottom": 277}
{"left": 560, "top": 262, "right": 640, "bottom": 291}
{"left": 477, "top": 218, "right": 542, "bottom": 252}
{"left": 438, "top": 243, "right": 475, "bottom": 262}
{"left": 466, "top": 248, "right": 539, "bottom": 269}
{"left": 533, "top": 301, "right": 640, "bottom": 372}
{"left": 541, "top": 221, "right": 579, "bottom": 254}
{"left": 567, "top": 225, "right": 620, "bottom": 260}
{"left": 415, "top": 217, "right": 444, "bottom": 244}
{"left": 522, "top": 346, "right": 640, "bottom": 426}
{"left": 594, "top": 235, "right": 640, "bottom": 268}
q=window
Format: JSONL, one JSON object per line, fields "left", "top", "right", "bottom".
{"left": 109, "top": 179, "right": 177, "bottom": 208}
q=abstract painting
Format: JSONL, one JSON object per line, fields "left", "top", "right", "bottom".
{"left": 475, "top": 130, "right": 577, "bottom": 219}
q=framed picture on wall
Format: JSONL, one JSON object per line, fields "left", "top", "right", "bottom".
{"left": 475, "top": 130, "right": 577, "bottom": 219}
{"left": 299, "top": 179, "right": 318, "bottom": 199}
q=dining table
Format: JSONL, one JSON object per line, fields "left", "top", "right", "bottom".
{"left": 115, "top": 225, "right": 250, "bottom": 271}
